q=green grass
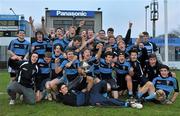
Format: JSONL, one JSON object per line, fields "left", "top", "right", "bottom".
{"left": 0, "top": 71, "right": 180, "bottom": 116}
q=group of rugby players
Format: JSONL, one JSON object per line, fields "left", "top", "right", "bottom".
{"left": 7, "top": 16, "right": 179, "bottom": 109}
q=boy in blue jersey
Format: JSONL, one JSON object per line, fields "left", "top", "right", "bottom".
{"left": 114, "top": 51, "right": 133, "bottom": 98}
{"left": 142, "top": 32, "right": 157, "bottom": 55}
{"left": 107, "top": 35, "right": 117, "bottom": 52}
{"left": 51, "top": 45, "right": 65, "bottom": 80}
{"left": 99, "top": 51, "right": 119, "bottom": 99}
{"left": 8, "top": 30, "right": 30, "bottom": 81}
{"left": 45, "top": 45, "right": 65, "bottom": 100}
{"left": 31, "top": 31, "right": 47, "bottom": 59}
{"left": 53, "top": 27, "right": 66, "bottom": 51}
{"left": 76, "top": 44, "right": 103, "bottom": 92}
{"left": 48, "top": 49, "right": 82, "bottom": 97}
{"left": 152, "top": 65, "right": 179, "bottom": 104}
{"left": 54, "top": 49, "right": 80, "bottom": 83}
{"left": 137, "top": 65, "right": 179, "bottom": 104}
{"left": 51, "top": 50, "right": 85, "bottom": 95}
{"left": 36, "top": 52, "right": 52, "bottom": 102}
{"left": 142, "top": 31, "right": 162, "bottom": 63}
{"left": 66, "top": 35, "right": 85, "bottom": 55}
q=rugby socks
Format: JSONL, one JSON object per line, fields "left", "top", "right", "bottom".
{"left": 128, "top": 91, "right": 133, "bottom": 96}
{"left": 125, "top": 102, "right": 129, "bottom": 107}
{"left": 145, "top": 92, "right": 156, "bottom": 100}
{"left": 137, "top": 92, "right": 143, "bottom": 98}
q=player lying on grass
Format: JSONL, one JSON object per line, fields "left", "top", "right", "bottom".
{"left": 56, "top": 78, "right": 143, "bottom": 109}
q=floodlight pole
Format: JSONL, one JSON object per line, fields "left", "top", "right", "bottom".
{"left": 145, "top": 5, "right": 149, "bottom": 32}
{"left": 164, "top": 0, "right": 168, "bottom": 65}
{"left": 10, "top": 8, "right": 16, "bottom": 15}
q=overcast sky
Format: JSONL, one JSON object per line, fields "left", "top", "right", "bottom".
{"left": 0, "top": 0, "right": 180, "bottom": 37}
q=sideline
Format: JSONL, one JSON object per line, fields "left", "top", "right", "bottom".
{"left": 0, "top": 92, "right": 7, "bottom": 95}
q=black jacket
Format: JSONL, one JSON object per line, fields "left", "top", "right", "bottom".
{"left": 13, "top": 61, "right": 38, "bottom": 88}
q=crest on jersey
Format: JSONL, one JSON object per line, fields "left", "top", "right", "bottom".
{"left": 123, "top": 66, "right": 126, "bottom": 70}
{"left": 32, "top": 69, "right": 36, "bottom": 74}
{"left": 154, "top": 69, "right": 157, "bottom": 74}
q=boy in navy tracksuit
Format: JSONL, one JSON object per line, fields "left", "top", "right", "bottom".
{"left": 56, "top": 78, "right": 143, "bottom": 109}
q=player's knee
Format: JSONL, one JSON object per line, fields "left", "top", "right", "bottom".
{"left": 125, "top": 75, "right": 132, "bottom": 82}
{"left": 7, "top": 84, "right": 15, "bottom": 94}
{"left": 45, "top": 81, "right": 51, "bottom": 89}
{"left": 49, "top": 81, "right": 55, "bottom": 88}
{"left": 7, "top": 87, "right": 13, "bottom": 94}
{"left": 107, "top": 83, "right": 111, "bottom": 91}
{"left": 146, "top": 81, "right": 153, "bottom": 87}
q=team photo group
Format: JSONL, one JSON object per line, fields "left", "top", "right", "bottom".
{"left": 6, "top": 16, "right": 179, "bottom": 109}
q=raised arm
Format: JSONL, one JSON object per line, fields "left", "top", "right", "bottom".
{"left": 95, "top": 43, "right": 103, "bottom": 59}
{"left": 41, "top": 16, "right": 48, "bottom": 35}
{"left": 124, "top": 22, "right": 132, "bottom": 45}
{"left": 54, "top": 58, "right": 63, "bottom": 74}
{"left": 29, "top": 16, "right": 36, "bottom": 37}
{"left": 76, "top": 20, "right": 85, "bottom": 35}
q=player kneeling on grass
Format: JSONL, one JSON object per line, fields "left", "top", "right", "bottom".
{"left": 7, "top": 52, "right": 39, "bottom": 105}
{"left": 114, "top": 51, "right": 133, "bottom": 98}
{"left": 56, "top": 78, "right": 143, "bottom": 109}
{"left": 137, "top": 65, "right": 179, "bottom": 104}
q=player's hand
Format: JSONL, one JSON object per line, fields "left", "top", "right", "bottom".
{"left": 23, "top": 57, "right": 28, "bottom": 61}
{"left": 79, "top": 20, "right": 85, "bottom": 27}
{"left": 73, "top": 55, "right": 77, "bottom": 61}
{"left": 29, "top": 16, "right": 34, "bottom": 24}
{"left": 75, "top": 48, "right": 80, "bottom": 53}
{"left": 51, "top": 33, "right": 56, "bottom": 39}
{"left": 111, "top": 63, "right": 115, "bottom": 67}
{"left": 55, "top": 58, "right": 60, "bottom": 64}
{"left": 17, "top": 56, "right": 22, "bottom": 61}
{"left": 11, "top": 55, "right": 18, "bottom": 60}
{"left": 78, "top": 67, "right": 85, "bottom": 75}
{"left": 82, "top": 36, "right": 87, "bottom": 41}
{"left": 96, "top": 43, "right": 103, "bottom": 49}
{"left": 65, "top": 62, "right": 72, "bottom": 68}
{"left": 98, "top": 43, "right": 103, "bottom": 49}
{"left": 129, "top": 22, "right": 133, "bottom": 29}
{"left": 81, "top": 89, "right": 87, "bottom": 93}
{"left": 63, "top": 53, "right": 67, "bottom": 59}
{"left": 65, "top": 31, "right": 70, "bottom": 37}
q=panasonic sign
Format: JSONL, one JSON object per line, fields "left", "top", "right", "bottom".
{"left": 50, "top": 10, "right": 95, "bottom": 17}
